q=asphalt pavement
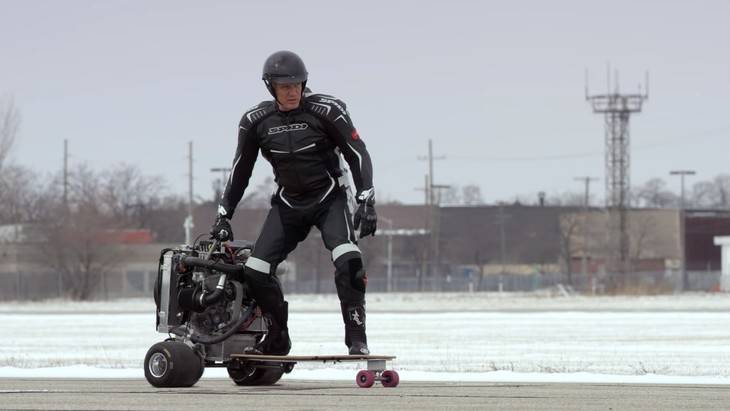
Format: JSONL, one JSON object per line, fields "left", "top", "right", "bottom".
{"left": 1, "top": 378, "right": 729, "bottom": 410}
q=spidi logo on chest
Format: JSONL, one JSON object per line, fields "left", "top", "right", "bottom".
{"left": 268, "top": 123, "right": 309, "bottom": 135}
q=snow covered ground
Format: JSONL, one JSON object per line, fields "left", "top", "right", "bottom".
{"left": 1, "top": 292, "right": 729, "bottom": 384}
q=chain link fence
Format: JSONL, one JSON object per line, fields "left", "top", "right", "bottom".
{"left": 0, "top": 268, "right": 722, "bottom": 301}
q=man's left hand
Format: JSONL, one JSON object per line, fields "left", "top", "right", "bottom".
{"left": 354, "top": 203, "right": 377, "bottom": 238}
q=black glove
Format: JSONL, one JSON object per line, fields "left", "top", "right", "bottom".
{"left": 354, "top": 188, "right": 377, "bottom": 238}
{"left": 210, "top": 216, "right": 233, "bottom": 241}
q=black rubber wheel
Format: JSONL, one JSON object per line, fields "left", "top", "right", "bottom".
{"left": 227, "top": 364, "right": 256, "bottom": 385}
{"left": 227, "top": 364, "right": 285, "bottom": 386}
{"left": 144, "top": 341, "right": 204, "bottom": 387}
{"left": 194, "top": 355, "right": 205, "bottom": 382}
{"left": 248, "top": 368, "right": 285, "bottom": 385}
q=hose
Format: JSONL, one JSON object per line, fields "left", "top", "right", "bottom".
{"left": 190, "top": 301, "right": 257, "bottom": 345}
{"left": 180, "top": 256, "right": 246, "bottom": 277}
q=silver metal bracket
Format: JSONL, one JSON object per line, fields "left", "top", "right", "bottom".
{"left": 367, "top": 359, "right": 386, "bottom": 371}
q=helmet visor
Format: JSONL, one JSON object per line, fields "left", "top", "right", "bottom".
{"left": 266, "top": 73, "right": 307, "bottom": 85}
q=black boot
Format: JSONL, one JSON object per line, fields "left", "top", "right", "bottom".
{"left": 265, "top": 301, "right": 291, "bottom": 355}
{"left": 341, "top": 302, "right": 369, "bottom": 355}
{"left": 248, "top": 301, "right": 291, "bottom": 355}
{"left": 243, "top": 268, "right": 291, "bottom": 355}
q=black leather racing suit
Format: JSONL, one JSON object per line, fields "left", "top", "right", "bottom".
{"left": 218, "top": 93, "right": 373, "bottom": 354}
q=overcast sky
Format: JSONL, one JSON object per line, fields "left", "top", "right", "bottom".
{"left": 2, "top": 0, "right": 729, "bottom": 205}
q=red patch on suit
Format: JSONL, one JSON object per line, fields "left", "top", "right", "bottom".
{"left": 351, "top": 129, "right": 359, "bottom": 140}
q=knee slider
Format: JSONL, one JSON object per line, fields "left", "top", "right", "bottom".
{"left": 334, "top": 254, "right": 367, "bottom": 296}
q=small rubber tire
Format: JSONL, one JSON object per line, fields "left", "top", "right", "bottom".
{"left": 144, "top": 341, "right": 202, "bottom": 388}
{"left": 228, "top": 365, "right": 284, "bottom": 386}
{"left": 227, "top": 364, "right": 256, "bottom": 385}
{"left": 193, "top": 353, "right": 205, "bottom": 383}
{"left": 356, "top": 370, "right": 375, "bottom": 388}
{"left": 381, "top": 370, "right": 400, "bottom": 387}
{"left": 175, "top": 345, "right": 204, "bottom": 387}
{"left": 248, "top": 368, "right": 285, "bottom": 385}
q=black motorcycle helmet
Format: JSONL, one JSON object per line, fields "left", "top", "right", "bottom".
{"left": 262, "top": 50, "right": 308, "bottom": 98}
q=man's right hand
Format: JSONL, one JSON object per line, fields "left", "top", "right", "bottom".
{"left": 210, "top": 216, "right": 233, "bottom": 241}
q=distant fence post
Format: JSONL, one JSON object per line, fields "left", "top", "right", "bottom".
{"left": 714, "top": 236, "right": 730, "bottom": 292}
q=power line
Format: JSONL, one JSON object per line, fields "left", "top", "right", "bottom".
{"left": 444, "top": 125, "right": 730, "bottom": 163}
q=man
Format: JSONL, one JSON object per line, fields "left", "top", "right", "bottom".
{"left": 211, "top": 50, "right": 377, "bottom": 356}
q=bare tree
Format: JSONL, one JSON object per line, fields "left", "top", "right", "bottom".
{"left": 37, "top": 165, "right": 124, "bottom": 300}
{"left": 629, "top": 212, "right": 657, "bottom": 261}
{"left": 99, "top": 163, "right": 165, "bottom": 227}
{"left": 682, "top": 174, "right": 730, "bottom": 209}
{"left": 441, "top": 186, "right": 461, "bottom": 206}
{"left": 0, "top": 165, "right": 31, "bottom": 224}
{"left": 42, "top": 206, "right": 123, "bottom": 300}
{"left": 0, "top": 95, "right": 21, "bottom": 172}
{"left": 1, "top": 159, "right": 185, "bottom": 299}
{"left": 710, "top": 174, "right": 730, "bottom": 208}
{"left": 558, "top": 213, "right": 581, "bottom": 286}
{"left": 144, "top": 194, "right": 188, "bottom": 243}
{"left": 0, "top": 165, "right": 57, "bottom": 224}
{"left": 462, "top": 185, "right": 484, "bottom": 205}
{"left": 440, "top": 184, "right": 484, "bottom": 206}
{"left": 634, "top": 178, "right": 677, "bottom": 208}
{"left": 512, "top": 192, "right": 545, "bottom": 206}
{"left": 549, "top": 191, "right": 585, "bottom": 207}
{"left": 690, "top": 180, "right": 716, "bottom": 208}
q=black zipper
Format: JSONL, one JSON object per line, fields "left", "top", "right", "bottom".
{"left": 282, "top": 111, "right": 303, "bottom": 190}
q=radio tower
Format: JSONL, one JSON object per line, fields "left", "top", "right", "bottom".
{"left": 585, "top": 67, "right": 648, "bottom": 288}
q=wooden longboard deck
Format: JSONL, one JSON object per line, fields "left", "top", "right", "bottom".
{"left": 230, "top": 354, "right": 395, "bottom": 363}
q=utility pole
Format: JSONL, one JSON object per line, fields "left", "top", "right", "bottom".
{"left": 424, "top": 139, "right": 435, "bottom": 206}
{"left": 574, "top": 176, "right": 598, "bottom": 285}
{"left": 184, "top": 141, "right": 194, "bottom": 245}
{"left": 586, "top": 66, "right": 649, "bottom": 289}
{"left": 574, "top": 176, "right": 599, "bottom": 208}
{"left": 417, "top": 139, "right": 446, "bottom": 206}
{"left": 417, "top": 140, "right": 446, "bottom": 290}
{"left": 413, "top": 174, "right": 429, "bottom": 207}
{"left": 494, "top": 205, "right": 511, "bottom": 274}
{"left": 414, "top": 175, "right": 429, "bottom": 291}
{"left": 670, "top": 170, "right": 696, "bottom": 292}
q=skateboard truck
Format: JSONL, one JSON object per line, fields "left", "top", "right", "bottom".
{"left": 356, "top": 358, "right": 399, "bottom": 388}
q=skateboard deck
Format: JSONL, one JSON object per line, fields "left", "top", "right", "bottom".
{"left": 230, "top": 354, "right": 395, "bottom": 362}
{"left": 229, "top": 354, "right": 399, "bottom": 388}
